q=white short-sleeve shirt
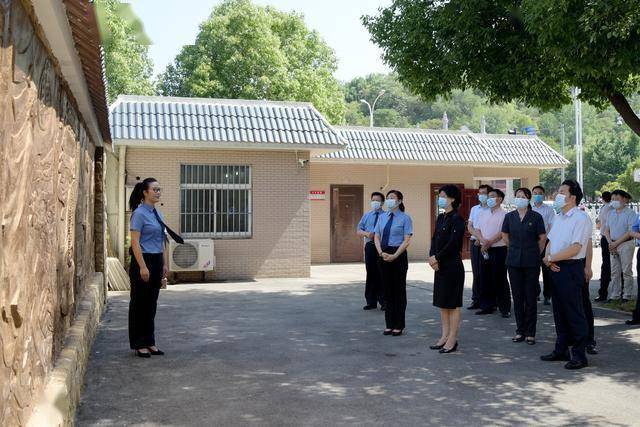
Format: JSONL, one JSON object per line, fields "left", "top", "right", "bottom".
{"left": 532, "top": 202, "right": 555, "bottom": 234}
{"left": 547, "top": 207, "right": 592, "bottom": 259}
{"left": 469, "top": 204, "right": 490, "bottom": 240}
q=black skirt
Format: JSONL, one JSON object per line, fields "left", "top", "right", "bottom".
{"left": 433, "top": 258, "right": 465, "bottom": 309}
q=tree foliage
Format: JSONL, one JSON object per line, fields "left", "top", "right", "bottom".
{"left": 157, "top": 0, "right": 345, "bottom": 123}
{"left": 96, "top": 0, "right": 155, "bottom": 103}
{"left": 363, "top": 0, "right": 640, "bottom": 136}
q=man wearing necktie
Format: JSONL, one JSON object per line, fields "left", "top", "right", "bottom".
{"left": 357, "top": 192, "right": 386, "bottom": 310}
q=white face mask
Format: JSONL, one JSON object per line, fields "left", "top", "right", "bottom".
{"left": 371, "top": 200, "right": 382, "bottom": 210}
{"left": 611, "top": 200, "right": 622, "bottom": 210}
{"left": 553, "top": 194, "right": 567, "bottom": 212}
{"left": 385, "top": 198, "right": 397, "bottom": 209}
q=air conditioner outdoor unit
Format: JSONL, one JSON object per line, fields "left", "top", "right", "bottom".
{"left": 169, "top": 239, "right": 215, "bottom": 272}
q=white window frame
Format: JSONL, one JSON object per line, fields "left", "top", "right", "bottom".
{"left": 180, "top": 164, "right": 252, "bottom": 239}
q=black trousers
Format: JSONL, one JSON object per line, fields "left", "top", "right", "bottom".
{"left": 129, "top": 253, "right": 164, "bottom": 350}
{"left": 633, "top": 249, "right": 640, "bottom": 321}
{"left": 364, "top": 241, "right": 384, "bottom": 306}
{"left": 550, "top": 261, "right": 588, "bottom": 364}
{"left": 508, "top": 266, "right": 539, "bottom": 336}
{"left": 470, "top": 242, "right": 482, "bottom": 303}
{"left": 479, "top": 246, "right": 511, "bottom": 314}
{"left": 379, "top": 248, "right": 408, "bottom": 330}
{"left": 537, "top": 241, "right": 552, "bottom": 299}
{"left": 582, "top": 280, "right": 596, "bottom": 347}
{"left": 598, "top": 236, "right": 611, "bottom": 299}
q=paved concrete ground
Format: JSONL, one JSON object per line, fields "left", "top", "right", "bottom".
{"left": 77, "top": 256, "right": 640, "bottom": 426}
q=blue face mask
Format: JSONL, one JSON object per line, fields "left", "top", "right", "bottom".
{"left": 487, "top": 197, "right": 497, "bottom": 208}
{"left": 532, "top": 194, "right": 544, "bottom": 205}
{"left": 514, "top": 198, "right": 529, "bottom": 209}
{"left": 438, "top": 197, "right": 448, "bottom": 209}
{"left": 553, "top": 194, "right": 566, "bottom": 213}
{"left": 385, "top": 198, "right": 397, "bottom": 210}
{"left": 371, "top": 200, "right": 382, "bottom": 210}
{"left": 478, "top": 194, "right": 488, "bottom": 204}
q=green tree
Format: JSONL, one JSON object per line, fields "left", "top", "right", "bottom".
{"left": 158, "top": 0, "right": 345, "bottom": 123}
{"left": 602, "top": 159, "right": 640, "bottom": 200}
{"left": 583, "top": 132, "right": 639, "bottom": 197}
{"left": 363, "top": 0, "right": 640, "bottom": 137}
{"left": 96, "top": 0, "right": 155, "bottom": 103}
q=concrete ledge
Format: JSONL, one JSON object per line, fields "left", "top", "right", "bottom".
{"left": 27, "top": 273, "right": 106, "bottom": 427}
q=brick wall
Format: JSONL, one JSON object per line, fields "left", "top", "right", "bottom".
{"left": 309, "top": 162, "right": 539, "bottom": 263}
{"left": 125, "top": 148, "right": 310, "bottom": 279}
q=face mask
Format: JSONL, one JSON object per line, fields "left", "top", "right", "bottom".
{"left": 478, "top": 194, "right": 488, "bottom": 204}
{"left": 553, "top": 194, "right": 566, "bottom": 213}
{"left": 385, "top": 198, "right": 397, "bottom": 209}
{"left": 438, "top": 197, "right": 448, "bottom": 209}
{"left": 371, "top": 200, "right": 381, "bottom": 210}
{"left": 611, "top": 200, "right": 622, "bottom": 210}
{"left": 486, "top": 197, "right": 497, "bottom": 208}
{"left": 532, "top": 194, "right": 544, "bottom": 205}
{"left": 514, "top": 198, "right": 529, "bottom": 209}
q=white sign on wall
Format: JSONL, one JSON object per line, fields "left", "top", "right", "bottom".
{"left": 634, "top": 169, "right": 640, "bottom": 183}
{"left": 309, "top": 190, "right": 326, "bottom": 200}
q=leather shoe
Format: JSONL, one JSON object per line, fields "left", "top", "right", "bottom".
{"left": 594, "top": 296, "right": 606, "bottom": 302}
{"left": 148, "top": 348, "right": 164, "bottom": 356}
{"left": 136, "top": 350, "right": 151, "bottom": 358}
{"left": 391, "top": 329, "right": 403, "bottom": 336}
{"left": 586, "top": 345, "right": 598, "bottom": 355}
{"left": 565, "top": 360, "right": 588, "bottom": 370}
{"left": 383, "top": 329, "right": 392, "bottom": 335}
{"left": 363, "top": 304, "right": 377, "bottom": 310}
{"left": 540, "top": 352, "right": 570, "bottom": 362}
{"left": 475, "top": 309, "right": 493, "bottom": 315}
{"left": 429, "top": 343, "right": 445, "bottom": 350}
{"left": 467, "top": 302, "right": 480, "bottom": 310}
{"left": 625, "top": 319, "right": 640, "bottom": 326}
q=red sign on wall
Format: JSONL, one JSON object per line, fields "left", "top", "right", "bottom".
{"left": 309, "top": 190, "right": 326, "bottom": 200}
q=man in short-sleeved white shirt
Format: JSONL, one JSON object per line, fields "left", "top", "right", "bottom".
{"left": 543, "top": 180, "right": 592, "bottom": 370}
{"left": 467, "top": 184, "right": 493, "bottom": 309}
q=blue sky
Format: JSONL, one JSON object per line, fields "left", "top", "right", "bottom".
{"left": 129, "top": 0, "right": 392, "bottom": 82}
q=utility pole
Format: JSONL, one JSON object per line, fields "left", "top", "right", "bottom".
{"left": 361, "top": 90, "right": 386, "bottom": 128}
{"left": 572, "top": 87, "right": 584, "bottom": 189}
{"left": 560, "top": 123, "right": 565, "bottom": 183}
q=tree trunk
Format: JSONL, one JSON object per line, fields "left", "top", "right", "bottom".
{"left": 608, "top": 92, "right": 640, "bottom": 137}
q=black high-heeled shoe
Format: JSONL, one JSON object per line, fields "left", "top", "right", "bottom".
{"left": 136, "top": 349, "right": 151, "bottom": 358}
{"left": 391, "top": 329, "right": 403, "bottom": 336}
{"left": 439, "top": 342, "right": 458, "bottom": 354}
{"left": 148, "top": 347, "right": 165, "bottom": 355}
{"left": 383, "top": 329, "right": 393, "bottom": 335}
{"left": 512, "top": 335, "right": 525, "bottom": 343}
{"left": 429, "top": 342, "right": 446, "bottom": 350}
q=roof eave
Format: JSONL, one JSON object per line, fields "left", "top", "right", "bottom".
{"left": 115, "top": 138, "right": 346, "bottom": 155}
{"left": 312, "top": 157, "right": 568, "bottom": 169}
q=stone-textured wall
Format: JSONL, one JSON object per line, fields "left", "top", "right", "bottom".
{"left": 0, "top": 1, "right": 97, "bottom": 424}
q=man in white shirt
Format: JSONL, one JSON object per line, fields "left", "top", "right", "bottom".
{"left": 467, "top": 184, "right": 493, "bottom": 309}
{"left": 542, "top": 180, "right": 592, "bottom": 370}
{"left": 595, "top": 191, "right": 612, "bottom": 302}
{"left": 475, "top": 188, "right": 510, "bottom": 317}
{"left": 603, "top": 190, "right": 636, "bottom": 302}
{"left": 532, "top": 185, "right": 555, "bottom": 305}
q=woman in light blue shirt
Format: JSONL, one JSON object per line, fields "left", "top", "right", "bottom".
{"left": 128, "top": 178, "right": 169, "bottom": 358}
{"left": 374, "top": 190, "right": 413, "bottom": 336}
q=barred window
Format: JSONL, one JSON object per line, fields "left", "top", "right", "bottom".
{"left": 180, "top": 165, "right": 252, "bottom": 238}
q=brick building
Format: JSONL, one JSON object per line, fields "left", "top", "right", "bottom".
{"left": 108, "top": 95, "right": 567, "bottom": 279}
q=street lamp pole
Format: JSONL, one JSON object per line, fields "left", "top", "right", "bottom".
{"left": 361, "top": 90, "right": 386, "bottom": 128}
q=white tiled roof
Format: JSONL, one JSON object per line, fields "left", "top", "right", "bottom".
{"left": 110, "top": 95, "right": 345, "bottom": 147}
{"left": 315, "top": 126, "right": 568, "bottom": 168}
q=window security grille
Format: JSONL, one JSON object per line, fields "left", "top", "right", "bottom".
{"left": 180, "top": 164, "right": 252, "bottom": 238}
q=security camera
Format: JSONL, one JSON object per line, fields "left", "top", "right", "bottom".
{"left": 297, "top": 159, "right": 309, "bottom": 168}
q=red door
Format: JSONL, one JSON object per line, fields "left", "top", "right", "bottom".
{"left": 330, "top": 185, "right": 364, "bottom": 263}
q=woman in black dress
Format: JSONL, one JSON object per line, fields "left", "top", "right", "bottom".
{"left": 501, "top": 188, "right": 546, "bottom": 345}
{"left": 428, "top": 185, "right": 465, "bottom": 354}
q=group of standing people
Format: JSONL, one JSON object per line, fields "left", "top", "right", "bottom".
{"left": 596, "top": 190, "right": 640, "bottom": 325}
{"left": 358, "top": 179, "right": 639, "bottom": 369}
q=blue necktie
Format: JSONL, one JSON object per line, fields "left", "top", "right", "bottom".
{"left": 373, "top": 211, "right": 380, "bottom": 228}
{"left": 380, "top": 212, "right": 394, "bottom": 248}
